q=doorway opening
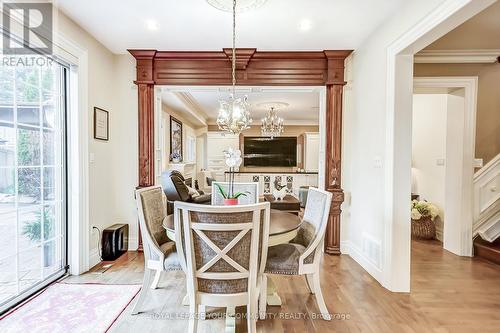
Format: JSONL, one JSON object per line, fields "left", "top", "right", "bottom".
{"left": 411, "top": 78, "right": 477, "bottom": 255}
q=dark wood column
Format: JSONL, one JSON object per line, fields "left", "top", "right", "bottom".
{"left": 324, "top": 52, "right": 347, "bottom": 255}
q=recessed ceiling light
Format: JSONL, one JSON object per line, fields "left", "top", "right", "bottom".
{"left": 145, "top": 19, "right": 159, "bottom": 31}
{"left": 298, "top": 19, "right": 312, "bottom": 32}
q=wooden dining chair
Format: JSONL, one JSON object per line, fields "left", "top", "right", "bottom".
{"left": 211, "top": 182, "right": 259, "bottom": 205}
{"left": 259, "top": 187, "right": 333, "bottom": 320}
{"left": 132, "top": 186, "right": 183, "bottom": 315}
{"left": 174, "top": 201, "right": 270, "bottom": 333}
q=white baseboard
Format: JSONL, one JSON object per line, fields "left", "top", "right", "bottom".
{"left": 89, "top": 247, "right": 101, "bottom": 270}
{"left": 342, "top": 241, "right": 383, "bottom": 283}
{"left": 128, "top": 236, "right": 139, "bottom": 251}
{"left": 340, "top": 240, "right": 350, "bottom": 254}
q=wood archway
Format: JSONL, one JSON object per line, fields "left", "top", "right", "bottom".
{"left": 129, "top": 48, "right": 352, "bottom": 255}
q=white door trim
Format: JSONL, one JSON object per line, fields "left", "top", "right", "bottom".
{"left": 413, "top": 76, "right": 478, "bottom": 256}
{"left": 384, "top": 0, "right": 496, "bottom": 292}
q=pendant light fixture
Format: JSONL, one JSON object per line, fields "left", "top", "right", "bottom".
{"left": 216, "top": 0, "right": 252, "bottom": 134}
{"left": 261, "top": 107, "right": 284, "bottom": 139}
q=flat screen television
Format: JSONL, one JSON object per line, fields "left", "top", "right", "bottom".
{"left": 243, "top": 136, "right": 297, "bottom": 167}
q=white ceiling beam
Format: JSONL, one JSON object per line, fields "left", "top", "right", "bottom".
{"left": 415, "top": 49, "right": 500, "bottom": 64}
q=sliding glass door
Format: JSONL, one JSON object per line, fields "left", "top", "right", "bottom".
{"left": 0, "top": 57, "right": 67, "bottom": 311}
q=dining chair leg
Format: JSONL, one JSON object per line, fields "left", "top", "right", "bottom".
{"left": 247, "top": 294, "right": 257, "bottom": 333}
{"left": 188, "top": 301, "right": 198, "bottom": 333}
{"left": 199, "top": 305, "right": 206, "bottom": 320}
{"left": 312, "top": 271, "right": 332, "bottom": 321}
{"left": 150, "top": 269, "right": 162, "bottom": 289}
{"left": 305, "top": 274, "right": 315, "bottom": 294}
{"left": 259, "top": 274, "right": 267, "bottom": 320}
{"left": 132, "top": 268, "right": 153, "bottom": 315}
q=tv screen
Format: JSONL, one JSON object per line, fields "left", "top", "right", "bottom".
{"left": 244, "top": 137, "right": 297, "bottom": 167}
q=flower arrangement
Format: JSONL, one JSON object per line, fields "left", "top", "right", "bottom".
{"left": 215, "top": 148, "right": 248, "bottom": 205}
{"left": 411, "top": 200, "right": 439, "bottom": 221}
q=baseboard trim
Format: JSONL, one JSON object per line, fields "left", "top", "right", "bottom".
{"left": 342, "top": 241, "right": 383, "bottom": 283}
{"left": 89, "top": 248, "right": 101, "bottom": 270}
{"left": 128, "top": 236, "right": 139, "bottom": 251}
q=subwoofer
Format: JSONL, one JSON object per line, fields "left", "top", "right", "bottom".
{"left": 102, "top": 224, "right": 128, "bottom": 261}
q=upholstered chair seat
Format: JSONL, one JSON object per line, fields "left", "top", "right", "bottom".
{"left": 265, "top": 243, "right": 305, "bottom": 275}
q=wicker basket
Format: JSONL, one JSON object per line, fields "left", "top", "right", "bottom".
{"left": 411, "top": 216, "right": 436, "bottom": 239}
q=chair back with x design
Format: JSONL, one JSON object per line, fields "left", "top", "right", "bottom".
{"left": 174, "top": 201, "right": 270, "bottom": 310}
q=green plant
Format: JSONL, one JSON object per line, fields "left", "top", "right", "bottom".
{"left": 214, "top": 182, "right": 248, "bottom": 200}
{"left": 22, "top": 208, "right": 53, "bottom": 242}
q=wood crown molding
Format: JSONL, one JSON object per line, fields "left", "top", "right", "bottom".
{"left": 415, "top": 49, "right": 500, "bottom": 64}
{"left": 128, "top": 48, "right": 353, "bottom": 86}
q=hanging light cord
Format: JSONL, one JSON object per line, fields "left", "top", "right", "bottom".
{"left": 232, "top": 0, "right": 237, "bottom": 96}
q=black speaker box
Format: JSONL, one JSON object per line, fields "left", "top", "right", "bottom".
{"left": 102, "top": 224, "right": 129, "bottom": 261}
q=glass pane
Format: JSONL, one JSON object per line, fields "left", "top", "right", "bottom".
{"left": 0, "top": 67, "right": 14, "bottom": 105}
{"left": 16, "top": 67, "right": 40, "bottom": 104}
{"left": 42, "top": 104, "right": 55, "bottom": 129}
{"left": 0, "top": 107, "right": 14, "bottom": 123}
{"left": 18, "top": 247, "right": 42, "bottom": 293}
{"left": 43, "top": 130, "right": 55, "bottom": 165}
{"left": 0, "top": 122, "right": 15, "bottom": 167}
{"left": 0, "top": 168, "right": 15, "bottom": 211}
{"left": 0, "top": 210, "right": 17, "bottom": 259}
{"left": 42, "top": 205, "right": 56, "bottom": 241}
{"left": 0, "top": 255, "right": 17, "bottom": 304}
{"left": 17, "top": 107, "right": 40, "bottom": 126}
{"left": 18, "top": 206, "right": 42, "bottom": 249}
{"left": 42, "top": 239, "right": 61, "bottom": 278}
{"left": 43, "top": 167, "right": 56, "bottom": 201}
{"left": 17, "top": 126, "right": 40, "bottom": 166}
{"left": 18, "top": 167, "right": 41, "bottom": 204}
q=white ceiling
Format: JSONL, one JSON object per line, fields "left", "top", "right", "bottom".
{"left": 161, "top": 87, "right": 320, "bottom": 126}
{"left": 56, "top": 0, "right": 404, "bottom": 54}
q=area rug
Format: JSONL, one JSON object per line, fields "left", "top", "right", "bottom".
{"left": 0, "top": 282, "right": 141, "bottom": 333}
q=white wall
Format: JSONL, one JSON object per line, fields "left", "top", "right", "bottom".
{"left": 343, "top": 0, "right": 449, "bottom": 286}
{"left": 57, "top": 12, "right": 138, "bottom": 268}
{"left": 412, "top": 94, "right": 447, "bottom": 239}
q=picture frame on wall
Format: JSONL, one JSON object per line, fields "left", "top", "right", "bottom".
{"left": 170, "top": 116, "right": 183, "bottom": 162}
{"left": 94, "top": 107, "right": 109, "bottom": 141}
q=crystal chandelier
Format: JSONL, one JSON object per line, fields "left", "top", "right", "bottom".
{"left": 261, "top": 107, "right": 284, "bottom": 139}
{"left": 216, "top": 0, "right": 252, "bottom": 134}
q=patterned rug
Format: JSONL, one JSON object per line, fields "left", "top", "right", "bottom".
{"left": 0, "top": 282, "right": 140, "bottom": 333}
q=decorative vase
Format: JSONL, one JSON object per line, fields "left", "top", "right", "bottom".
{"left": 273, "top": 187, "right": 287, "bottom": 200}
{"left": 172, "top": 158, "right": 181, "bottom": 163}
{"left": 224, "top": 198, "right": 238, "bottom": 206}
{"left": 411, "top": 216, "right": 436, "bottom": 239}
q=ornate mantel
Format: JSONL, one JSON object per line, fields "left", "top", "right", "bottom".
{"left": 129, "top": 48, "right": 352, "bottom": 255}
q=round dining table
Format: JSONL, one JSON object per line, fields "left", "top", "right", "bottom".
{"left": 162, "top": 209, "right": 302, "bottom": 306}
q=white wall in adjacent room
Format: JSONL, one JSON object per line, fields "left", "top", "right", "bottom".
{"left": 412, "top": 94, "right": 447, "bottom": 239}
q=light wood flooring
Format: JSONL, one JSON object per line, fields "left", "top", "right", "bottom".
{"left": 65, "top": 240, "right": 500, "bottom": 332}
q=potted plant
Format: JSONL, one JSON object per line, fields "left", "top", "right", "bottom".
{"left": 215, "top": 148, "right": 248, "bottom": 205}
{"left": 411, "top": 200, "right": 439, "bottom": 239}
{"left": 170, "top": 152, "right": 182, "bottom": 163}
{"left": 22, "top": 208, "right": 55, "bottom": 267}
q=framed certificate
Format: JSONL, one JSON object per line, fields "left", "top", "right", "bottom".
{"left": 94, "top": 107, "right": 109, "bottom": 141}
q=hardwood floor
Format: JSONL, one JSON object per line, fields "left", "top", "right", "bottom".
{"left": 65, "top": 240, "right": 500, "bottom": 332}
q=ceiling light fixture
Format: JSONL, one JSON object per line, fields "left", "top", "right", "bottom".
{"left": 145, "top": 19, "right": 159, "bottom": 31}
{"left": 261, "top": 106, "right": 284, "bottom": 139}
{"left": 207, "top": 0, "right": 267, "bottom": 12}
{"left": 298, "top": 19, "right": 312, "bottom": 31}
{"left": 216, "top": 0, "right": 252, "bottom": 134}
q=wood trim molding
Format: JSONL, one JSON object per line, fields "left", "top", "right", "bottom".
{"left": 129, "top": 48, "right": 352, "bottom": 255}
{"left": 415, "top": 49, "right": 500, "bottom": 63}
